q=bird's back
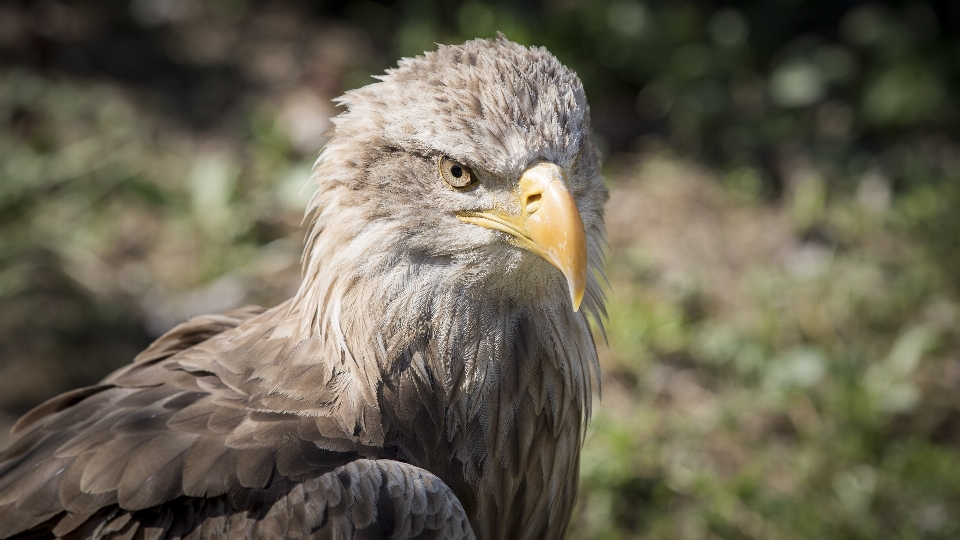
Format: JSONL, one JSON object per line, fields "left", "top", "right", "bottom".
{"left": 0, "top": 304, "right": 472, "bottom": 539}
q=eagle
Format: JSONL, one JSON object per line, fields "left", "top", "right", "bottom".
{"left": 0, "top": 36, "right": 608, "bottom": 539}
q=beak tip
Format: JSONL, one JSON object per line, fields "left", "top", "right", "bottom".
{"left": 570, "top": 280, "right": 585, "bottom": 312}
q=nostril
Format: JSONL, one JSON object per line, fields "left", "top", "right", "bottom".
{"left": 526, "top": 193, "right": 542, "bottom": 205}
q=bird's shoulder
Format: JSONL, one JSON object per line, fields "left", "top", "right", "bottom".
{"left": 9, "top": 304, "right": 267, "bottom": 437}
{"left": 0, "top": 302, "right": 418, "bottom": 538}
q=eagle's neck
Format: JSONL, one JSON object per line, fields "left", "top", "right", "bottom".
{"left": 290, "top": 181, "right": 599, "bottom": 539}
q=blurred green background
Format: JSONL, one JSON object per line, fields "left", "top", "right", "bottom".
{"left": 2, "top": 0, "right": 960, "bottom": 538}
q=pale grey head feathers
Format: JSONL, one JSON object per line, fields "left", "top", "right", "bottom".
{"left": 294, "top": 36, "right": 607, "bottom": 341}
{"left": 335, "top": 35, "right": 591, "bottom": 176}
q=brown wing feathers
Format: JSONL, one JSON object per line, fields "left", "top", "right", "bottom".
{"left": 0, "top": 305, "right": 472, "bottom": 539}
{"left": 38, "top": 460, "right": 471, "bottom": 540}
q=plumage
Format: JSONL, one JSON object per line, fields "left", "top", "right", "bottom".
{"left": 0, "top": 35, "right": 607, "bottom": 539}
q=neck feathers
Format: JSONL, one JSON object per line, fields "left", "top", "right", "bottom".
{"left": 289, "top": 145, "right": 602, "bottom": 538}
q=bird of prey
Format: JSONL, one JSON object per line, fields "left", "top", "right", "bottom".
{"left": 0, "top": 36, "right": 607, "bottom": 539}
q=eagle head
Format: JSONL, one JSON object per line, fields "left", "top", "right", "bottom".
{"left": 294, "top": 36, "right": 608, "bottom": 341}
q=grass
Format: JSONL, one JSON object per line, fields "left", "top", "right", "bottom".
{"left": 571, "top": 156, "right": 960, "bottom": 539}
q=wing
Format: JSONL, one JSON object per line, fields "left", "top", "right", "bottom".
{"left": 0, "top": 304, "right": 474, "bottom": 539}
{"left": 9, "top": 460, "right": 472, "bottom": 540}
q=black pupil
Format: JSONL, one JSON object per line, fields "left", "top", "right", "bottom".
{"left": 451, "top": 165, "right": 463, "bottom": 178}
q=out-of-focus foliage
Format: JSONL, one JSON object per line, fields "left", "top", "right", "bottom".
{"left": 574, "top": 156, "right": 960, "bottom": 539}
{"left": 1, "top": 0, "right": 960, "bottom": 538}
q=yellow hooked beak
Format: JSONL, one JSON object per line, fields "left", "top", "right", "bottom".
{"left": 457, "top": 162, "right": 588, "bottom": 311}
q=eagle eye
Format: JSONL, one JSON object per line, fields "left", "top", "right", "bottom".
{"left": 439, "top": 157, "right": 476, "bottom": 189}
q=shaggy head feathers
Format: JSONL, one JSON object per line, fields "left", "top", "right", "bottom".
{"left": 294, "top": 36, "right": 607, "bottom": 344}
{"left": 336, "top": 35, "right": 590, "bottom": 176}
